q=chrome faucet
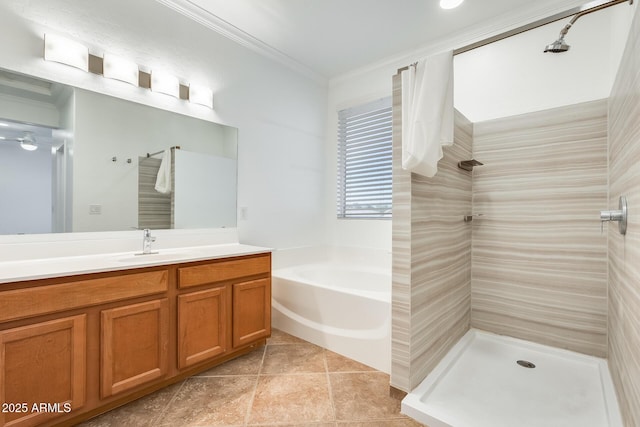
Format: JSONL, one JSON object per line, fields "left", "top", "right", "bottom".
{"left": 142, "top": 229, "right": 157, "bottom": 254}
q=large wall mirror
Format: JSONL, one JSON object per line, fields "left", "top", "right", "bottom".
{"left": 0, "top": 69, "right": 237, "bottom": 235}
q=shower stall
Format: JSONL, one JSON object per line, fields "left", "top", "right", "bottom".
{"left": 392, "top": 0, "right": 640, "bottom": 426}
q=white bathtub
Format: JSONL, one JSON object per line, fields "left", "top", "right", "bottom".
{"left": 271, "top": 246, "right": 391, "bottom": 373}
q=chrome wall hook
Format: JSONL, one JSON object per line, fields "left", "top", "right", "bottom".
{"left": 600, "top": 196, "right": 628, "bottom": 235}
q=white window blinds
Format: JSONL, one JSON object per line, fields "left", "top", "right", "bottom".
{"left": 337, "top": 97, "right": 392, "bottom": 219}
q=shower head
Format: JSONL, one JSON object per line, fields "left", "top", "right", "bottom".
{"left": 544, "top": 36, "right": 570, "bottom": 53}
{"left": 543, "top": 0, "right": 633, "bottom": 53}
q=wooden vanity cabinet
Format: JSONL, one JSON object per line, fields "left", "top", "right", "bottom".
{"left": 177, "top": 287, "right": 228, "bottom": 369}
{"left": 0, "top": 315, "right": 86, "bottom": 427}
{"left": 176, "top": 253, "right": 271, "bottom": 369}
{"left": 0, "top": 252, "right": 271, "bottom": 427}
{"left": 100, "top": 299, "right": 169, "bottom": 398}
{"left": 233, "top": 278, "right": 271, "bottom": 348}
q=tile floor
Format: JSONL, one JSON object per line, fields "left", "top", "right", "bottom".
{"left": 79, "top": 329, "right": 426, "bottom": 426}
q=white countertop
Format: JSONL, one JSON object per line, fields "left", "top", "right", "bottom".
{"left": 0, "top": 244, "right": 272, "bottom": 284}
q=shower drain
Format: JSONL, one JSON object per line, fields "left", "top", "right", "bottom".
{"left": 517, "top": 360, "right": 536, "bottom": 369}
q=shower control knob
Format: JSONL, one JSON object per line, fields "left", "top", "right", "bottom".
{"left": 599, "top": 196, "right": 628, "bottom": 235}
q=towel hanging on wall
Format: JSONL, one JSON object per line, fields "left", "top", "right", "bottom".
{"left": 154, "top": 149, "right": 172, "bottom": 194}
{"left": 401, "top": 50, "right": 454, "bottom": 178}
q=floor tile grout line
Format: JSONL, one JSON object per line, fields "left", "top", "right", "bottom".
{"left": 323, "top": 349, "right": 338, "bottom": 423}
{"left": 243, "top": 345, "right": 267, "bottom": 426}
{"left": 148, "top": 378, "right": 187, "bottom": 426}
{"left": 195, "top": 373, "right": 264, "bottom": 378}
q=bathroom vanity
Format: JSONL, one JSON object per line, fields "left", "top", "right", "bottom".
{"left": 0, "top": 246, "right": 271, "bottom": 426}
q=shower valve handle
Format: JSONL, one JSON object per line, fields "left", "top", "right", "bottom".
{"left": 599, "top": 196, "right": 628, "bottom": 235}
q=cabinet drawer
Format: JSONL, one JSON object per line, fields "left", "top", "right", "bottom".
{"left": 0, "top": 270, "right": 168, "bottom": 323}
{"left": 178, "top": 255, "right": 270, "bottom": 289}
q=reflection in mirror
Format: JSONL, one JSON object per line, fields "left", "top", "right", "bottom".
{"left": 0, "top": 69, "right": 237, "bottom": 235}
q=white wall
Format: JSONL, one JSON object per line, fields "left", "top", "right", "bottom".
{"left": 0, "top": 144, "right": 52, "bottom": 234}
{"left": 54, "top": 88, "right": 75, "bottom": 233}
{"left": 0, "top": 93, "right": 59, "bottom": 127}
{"left": 454, "top": 4, "right": 635, "bottom": 122}
{"left": 0, "top": 0, "right": 327, "bottom": 249}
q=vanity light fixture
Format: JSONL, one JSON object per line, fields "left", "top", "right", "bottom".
{"left": 440, "top": 0, "right": 464, "bottom": 9}
{"left": 42, "top": 34, "right": 213, "bottom": 108}
{"left": 151, "top": 70, "right": 180, "bottom": 98}
{"left": 44, "top": 33, "right": 89, "bottom": 72}
{"left": 189, "top": 84, "right": 214, "bottom": 109}
{"left": 103, "top": 53, "right": 139, "bottom": 86}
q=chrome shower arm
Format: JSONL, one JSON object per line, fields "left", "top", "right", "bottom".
{"left": 560, "top": 0, "right": 632, "bottom": 38}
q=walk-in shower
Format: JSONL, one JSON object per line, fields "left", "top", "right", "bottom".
{"left": 544, "top": 0, "right": 633, "bottom": 53}
{"left": 397, "top": 0, "right": 636, "bottom": 426}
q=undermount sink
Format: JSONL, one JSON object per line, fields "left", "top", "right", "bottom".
{"left": 115, "top": 250, "right": 201, "bottom": 263}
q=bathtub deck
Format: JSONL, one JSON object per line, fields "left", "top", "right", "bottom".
{"left": 402, "top": 329, "right": 622, "bottom": 427}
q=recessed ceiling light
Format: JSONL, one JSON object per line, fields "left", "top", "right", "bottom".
{"left": 19, "top": 133, "right": 38, "bottom": 151}
{"left": 440, "top": 0, "right": 464, "bottom": 9}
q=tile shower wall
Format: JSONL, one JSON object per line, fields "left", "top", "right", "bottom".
{"left": 608, "top": 3, "right": 640, "bottom": 426}
{"left": 471, "top": 100, "right": 609, "bottom": 357}
{"left": 391, "top": 74, "right": 472, "bottom": 392}
{"left": 138, "top": 157, "right": 171, "bottom": 230}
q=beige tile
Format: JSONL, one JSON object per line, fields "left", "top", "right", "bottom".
{"left": 330, "top": 372, "right": 401, "bottom": 422}
{"left": 267, "top": 328, "right": 308, "bottom": 345}
{"left": 254, "top": 424, "right": 336, "bottom": 427}
{"left": 336, "top": 419, "right": 426, "bottom": 427}
{"left": 325, "top": 350, "right": 376, "bottom": 373}
{"left": 261, "top": 343, "right": 326, "bottom": 374}
{"left": 195, "top": 346, "right": 265, "bottom": 376}
{"left": 159, "top": 376, "right": 256, "bottom": 426}
{"left": 608, "top": 9, "right": 640, "bottom": 425}
{"left": 77, "top": 381, "right": 183, "bottom": 427}
{"left": 248, "top": 374, "right": 334, "bottom": 424}
{"left": 391, "top": 75, "right": 473, "bottom": 392}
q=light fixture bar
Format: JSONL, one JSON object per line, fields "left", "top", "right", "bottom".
{"left": 43, "top": 34, "right": 212, "bottom": 108}
{"left": 151, "top": 70, "right": 180, "bottom": 98}
{"left": 189, "top": 84, "right": 214, "bottom": 108}
{"left": 103, "top": 53, "right": 139, "bottom": 86}
{"left": 44, "top": 34, "right": 89, "bottom": 72}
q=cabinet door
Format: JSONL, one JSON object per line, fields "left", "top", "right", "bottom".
{"left": 0, "top": 315, "right": 86, "bottom": 427}
{"left": 232, "top": 278, "right": 271, "bottom": 348}
{"left": 177, "top": 287, "right": 228, "bottom": 369}
{"left": 101, "top": 299, "right": 169, "bottom": 398}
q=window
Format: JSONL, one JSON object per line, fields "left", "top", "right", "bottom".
{"left": 337, "top": 97, "right": 392, "bottom": 219}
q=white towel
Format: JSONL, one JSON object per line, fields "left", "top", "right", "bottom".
{"left": 401, "top": 51, "right": 454, "bottom": 178}
{"left": 154, "top": 149, "right": 172, "bottom": 194}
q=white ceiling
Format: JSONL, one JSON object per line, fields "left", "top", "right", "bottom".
{"left": 157, "top": 0, "right": 587, "bottom": 79}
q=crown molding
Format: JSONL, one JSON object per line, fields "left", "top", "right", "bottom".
{"left": 154, "top": 0, "right": 328, "bottom": 85}
{"left": 156, "top": 0, "right": 590, "bottom": 86}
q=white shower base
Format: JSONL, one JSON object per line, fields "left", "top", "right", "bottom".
{"left": 402, "top": 329, "right": 622, "bottom": 427}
